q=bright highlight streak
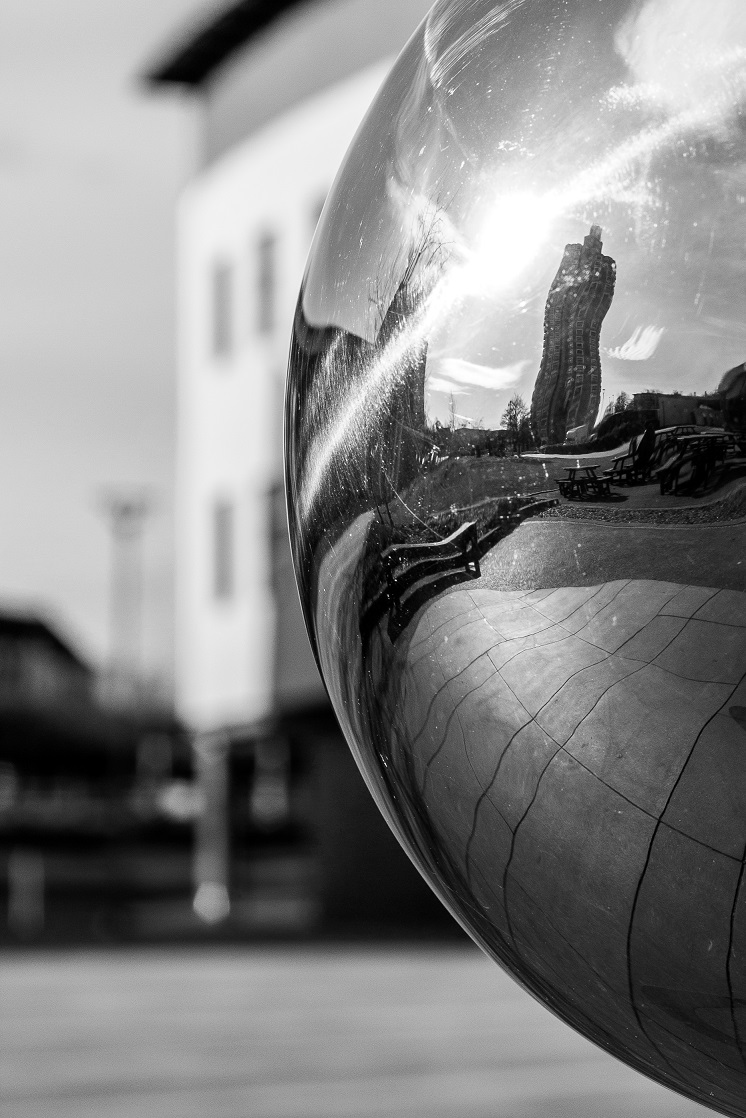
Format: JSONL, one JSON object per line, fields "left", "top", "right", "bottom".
{"left": 299, "top": 283, "right": 451, "bottom": 522}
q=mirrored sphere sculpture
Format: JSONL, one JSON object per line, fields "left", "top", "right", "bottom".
{"left": 285, "top": 1, "right": 746, "bottom": 1111}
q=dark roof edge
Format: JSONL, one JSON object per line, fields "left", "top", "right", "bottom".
{"left": 0, "top": 612, "right": 93, "bottom": 673}
{"left": 143, "top": 0, "right": 310, "bottom": 88}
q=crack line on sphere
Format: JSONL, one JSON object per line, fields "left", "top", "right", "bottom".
{"left": 625, "top": 663, "right": 746, "bottom": 1082}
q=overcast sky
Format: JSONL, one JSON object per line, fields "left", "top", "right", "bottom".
{"left": 0, "top": 0, "right": 209, "bottom": 687}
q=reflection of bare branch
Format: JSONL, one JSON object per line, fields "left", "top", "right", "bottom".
{"left": 298, "top": 202, "right": 451, "bottom": 527}
{"left": 368, "top": 194, "right": 451, "bottom": 333}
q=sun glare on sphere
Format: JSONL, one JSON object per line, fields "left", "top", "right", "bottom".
{"left": 462, "top": 191, "right": 556, "bottom": 297}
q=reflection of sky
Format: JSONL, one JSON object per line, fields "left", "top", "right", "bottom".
{"left": 303, "top": 0, "right": 746, "bottom": 429}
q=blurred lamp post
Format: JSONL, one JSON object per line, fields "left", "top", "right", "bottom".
{"left": 100, "top": 489, "right": 150, "bottom": 701}
{"left": 193, "top": 730, "right": 231, "bottom": 925}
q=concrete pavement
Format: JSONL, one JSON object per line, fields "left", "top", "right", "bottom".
{"left": 1, "top": 946, "right": 710, "bottom": 1118}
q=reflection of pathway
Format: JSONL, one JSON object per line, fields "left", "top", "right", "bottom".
{"left": 392, "top": 578, "right": 746, "bottom": 1108}
{"left": 480, "top": 519, "right": 746, "bottom": 592}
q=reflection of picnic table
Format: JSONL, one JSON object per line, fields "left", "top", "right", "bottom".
{"left": 555, "top": 465, "right": 611, "bottom": 500}
{"left": 654, "top": 433, "right": 735, "bottom": 495}
{"left": 602, "top": 431, "right": 656, "bottom": 485}
{"left": 383, "top": 521, "right": 480, "bottom": 608}
{"left": 603, "top": 451, "right": 639, "bottom": 486}
{"left": 647, "top": 425, "right": 698, "bottom": 473}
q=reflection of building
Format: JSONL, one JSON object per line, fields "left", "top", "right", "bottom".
{"left": 633, "top": 391, "right": 723, "bottom": 428}
{"left": 145, "top": 0, "right": 451, "bottom": 933}
{"left": 531, "top": 225, "right": 616, "bottom": 445}
{"left": 719, "top": 363, "right": 746, "bottom": 430}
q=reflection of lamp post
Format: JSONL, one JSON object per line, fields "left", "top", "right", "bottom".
{"left": 100, "top": 490, "right": 150, "bottom": 695}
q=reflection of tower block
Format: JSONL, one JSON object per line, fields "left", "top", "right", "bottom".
{"left": 371, "top": 278, "right": 427, "bottom": 501}
{"left": 531, "top": 225, "right": 616, "bottom": 445}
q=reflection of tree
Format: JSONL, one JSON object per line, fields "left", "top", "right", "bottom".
{"left": 604, "top": 390, "right": 631, "bottom": 417}
{"left": 501, "top": 394, "right": 532, "bottom": 454}
{"left": 366, "top": 209, "right": 449, "bottom": 519}
{"left": 369, "top": 202, "right": 448, "bottom": 338}
{"left": 287, "top": 206, "right": 450, "bottom": 575}
{"left": 372, "top": 277, "right": 428, "bottom": 498}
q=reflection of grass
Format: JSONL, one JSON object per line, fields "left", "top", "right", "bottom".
{"left": 376, "top": 456, "right": 558, "bottom": 548}
{"left": 385, "top": 494, "right": 555, "bottom": 546}
{"left": 404, "top": 457, "right": 555, "bottom": 515}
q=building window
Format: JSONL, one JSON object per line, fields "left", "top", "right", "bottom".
{"left": 212, "top": 261, "right": 233, "bottom": 357}
{"left": 212, "top": 500, "right": 234, "bottom": 600}
{"left": 256, "top": 233, "right": 277, "bottom": 335}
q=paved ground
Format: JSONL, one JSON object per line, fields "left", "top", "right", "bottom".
{"left": 1, "top": 946, "right": 711, "bottom": 1118}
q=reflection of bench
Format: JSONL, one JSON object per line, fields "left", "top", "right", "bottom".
{"left": 359, "top": 521, "right": 481, "bottom": 644}
{"left": 648, "top": 426, "right": 698, "bottom": 474}
{"left": 602, "top": 431, "right": 659, "bottom": 486}
{"left": 383, "top": 521, "right": 480, "bottom": 620}
{"left": 654, "top": 436, "right": 727, "bottom": 495}
{"left": 359, "top": 499, "right": 559, "bottom": 644}
{"left": 654, "top": 451, "right": 702, "bottom": 495}
{"left": 603, "top": 452, "right": 637, "bottom": 485}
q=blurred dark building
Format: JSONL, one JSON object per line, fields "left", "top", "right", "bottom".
{"left": 531, "top": 225, "right": 616, "bottom": 445}
{"left": 0, "top": 612, "right": 192, "bottom": 943}
{"left": 146, "top": 0, "right": 455, "bottom": 936}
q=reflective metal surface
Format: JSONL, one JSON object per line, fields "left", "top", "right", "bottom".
{"left": 285, "top": 1, "right": 746, "bottom": 1112}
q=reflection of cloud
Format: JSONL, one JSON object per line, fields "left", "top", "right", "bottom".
{"left": 429, "top": 357, "right": 527, "bottom": 391}
{"left": 615, "top": 0, "right": 746, "bottom": 135}
{"left": 604, "top": 325, "right": 666, "bottom": 361}
{"left": 428, "top": 376, "right": 468, "bottom": 395}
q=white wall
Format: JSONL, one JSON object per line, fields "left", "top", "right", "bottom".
{"left": 175, "top": 61, "right": 391, "bottom": 732}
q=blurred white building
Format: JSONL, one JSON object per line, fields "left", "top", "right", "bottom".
{"left": 147, "top": 0, "right": 433, "bottom": 734}
{"left": 146, "top": 0, "right": 454, "bottom": 932}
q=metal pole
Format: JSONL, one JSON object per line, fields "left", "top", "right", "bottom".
{"left": 100, "top": 490, "right": 150, "bottom": 694}
{"left": 192, "top": 730, "right": 231, "bottom": 924}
